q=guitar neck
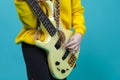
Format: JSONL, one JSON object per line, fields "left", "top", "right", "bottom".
{"left": 26, "top": 0, "right": 56, "bottom": 37}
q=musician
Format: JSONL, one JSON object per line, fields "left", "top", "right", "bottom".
{"left": 14, "top": 0, "right": 86, "bottom": 80}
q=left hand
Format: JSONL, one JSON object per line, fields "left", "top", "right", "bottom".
{"left": 64, "top": 33, "right": 82, "bottom": 53}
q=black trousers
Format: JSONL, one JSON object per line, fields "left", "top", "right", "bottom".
{"left": 21, "top": 42, "right": 67, "bottom": 80}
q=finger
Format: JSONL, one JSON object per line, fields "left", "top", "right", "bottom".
{"left": 65, "top": 40, "right": 75, "bottom": 48}
{"left": 67, "top": 44, "right": 77, "bottom": 50}
{"left": 66, "top": 42, "right": 80, "bottom": 50}
{"left": 68, "top": 45, "right": 79, "bottom": 52}
{"left": 74, "top": 46, "right": 79, "bottom": 51}
{"left": 68, "top": 49, "right": 76, "bottom": 54}
{"left": 34, "top": 30, "right": 40, "bottom": 40}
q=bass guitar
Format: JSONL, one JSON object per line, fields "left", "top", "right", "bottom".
{"left": 26, "top": 0, "right": 80, "bottom": 79}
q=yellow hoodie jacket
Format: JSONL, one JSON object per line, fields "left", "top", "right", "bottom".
{"left": 14, "top": 0, "right": 86, "bottom": 45}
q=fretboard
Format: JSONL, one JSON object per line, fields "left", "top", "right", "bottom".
{"left": 26, "top": 0, "right": 56, "bottom": 36}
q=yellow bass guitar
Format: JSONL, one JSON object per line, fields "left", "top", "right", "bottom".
{"left": 26, "top": 0, "right": 80, "bottom": 79}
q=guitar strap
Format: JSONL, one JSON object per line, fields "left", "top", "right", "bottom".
{"left": 54, "top": 0, "right": 66, "bottom": 45}
{"left": 54, "top": 0, "right": 60, "bottom": 29}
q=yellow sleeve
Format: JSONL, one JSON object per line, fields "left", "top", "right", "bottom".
{"left": 14, "top": 0, "right": 37, "bottom": 29}
{"left": 72, "top": 0, "right": 86, "bottom": 36}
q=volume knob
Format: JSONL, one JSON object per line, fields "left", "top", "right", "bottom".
{"left": 55, "top": 61, "right": 60, "bottom": 66}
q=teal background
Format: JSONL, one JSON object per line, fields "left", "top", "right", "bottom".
{"left": 0, "top": 0, "right": 120, "bottom": 80}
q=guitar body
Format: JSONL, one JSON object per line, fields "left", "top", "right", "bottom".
{"left": 36, "top": 22, "right": 80, "bottom": 79}
{"left": 35, "top": 1, "right": 80, "bottom": 79}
